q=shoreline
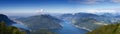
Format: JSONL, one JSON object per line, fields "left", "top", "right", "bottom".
{"left": 74, "top": 25, "right": 92, "bottom": 31}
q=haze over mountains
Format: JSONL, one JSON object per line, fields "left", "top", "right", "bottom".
{"left": 13, "top": 12, "right": 120, "bottom": 31}
{"left": 1, "top": 0, "right": 120, "bottom": 34}
{"left": 1, "top": 12, "right": 120, "bottom": 34}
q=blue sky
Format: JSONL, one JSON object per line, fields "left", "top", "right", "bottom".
{"left": 0, "top": 0, "right": 120, "bottom": 15}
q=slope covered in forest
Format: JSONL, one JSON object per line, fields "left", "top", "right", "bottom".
{"left": 87, "top": 23, "right": 120, "bottom": 34}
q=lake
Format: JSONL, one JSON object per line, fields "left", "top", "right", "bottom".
{"left": 56, "top": 21, "right": 89, "bottom": 34}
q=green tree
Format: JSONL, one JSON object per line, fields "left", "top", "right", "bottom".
{"left": 0, "top": 21, "right": 26, "bottom": 34}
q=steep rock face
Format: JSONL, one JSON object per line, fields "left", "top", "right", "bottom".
{"left": 17, "top": 14, "right": 62, "bottom": 30}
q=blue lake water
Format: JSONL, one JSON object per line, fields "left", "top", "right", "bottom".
{"left": 56, "top": 21, "right": 89, "bottom": 34}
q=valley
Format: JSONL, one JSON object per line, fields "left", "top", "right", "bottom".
{"left": 0, "top": 12, "right": 119, "bottom": 34}
{"left": 9, "top": 12, "right": 120, "bottom": 34}
{"left": 1, "top": 0, "right": 120, "bottom": 34}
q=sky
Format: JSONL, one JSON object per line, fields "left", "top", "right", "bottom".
{"left": 0, "top": 0, "right": 120, "bottom": 16}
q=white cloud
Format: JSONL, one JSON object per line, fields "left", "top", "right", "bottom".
{"left": 84, "top": 0, "right": 101, "bottom": 4}
{"left": 111, "top": 0, "right": 120, "bottom": 3}
{"left": 78, "top": 8, "right": 120, "bottom": 14}
{"left": 81, "top": 0, "right": 96, "bottom": 4}
{"left": 68, "top": 0, "right": 120, "bottom": 5}
{"left": 68, "top": 0, "right": 106, "bottom": 5}
{"left": 35, "top": 9, "right": 46, "bottom": 14}
{"left": 36, "top": 9, "right": 44, "bottom": 13}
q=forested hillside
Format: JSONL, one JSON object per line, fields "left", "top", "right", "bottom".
{"left": 0, "top": 21, "right": 26, "bottom": 34}
{"left": 87, "top": 23, "right": 120, "bottom": 34}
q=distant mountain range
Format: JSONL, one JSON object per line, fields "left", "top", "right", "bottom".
{"left": 15, "top": 12, "right": 120, "bottom": 31}
{"left": 59, "top": 13, "right": 120, "bottom": 31}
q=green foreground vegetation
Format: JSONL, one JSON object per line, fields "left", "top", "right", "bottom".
{"left": 0, "top": 21, "right": 26, "bottom": 34}
{"left": 87, "top": 23, "right": 120, "bottom": 34}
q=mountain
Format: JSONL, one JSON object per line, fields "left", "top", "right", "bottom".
{"left": 72, "top": 17, "right": 107, "bottom": 31}
{"left": 100, "top": 13, "right": 115, "bottom": 17}
{"left": 0, "top": 14, "right": 16, "bottom": 25}
{"left": 0, "top": 14, "right": 30, "bottom": 34}
{"left": 58, "top": 13, "right": 120, "bottom": 31}
{"left": 60, "top": 13, "right": 100, "bottom": 21}
{"left": 87, "top": 23, "right": 120, "bottom": 34}
{"left": 60, "top": 14, "right": 74, "bottom": 21}
{"left": 72, "top": 13, "right": 120, "bottom": 31}
{"left": 74, "top": 13, "right": 100, "bottom": 18}
{"left": 17, "top": 14, "right": 62, "bottom": 30}
{"left": 61, "top": 14, "right": 73, "bottom": 18}
{"left": 73, "top": 13, "right": 120, "bottom": 31}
